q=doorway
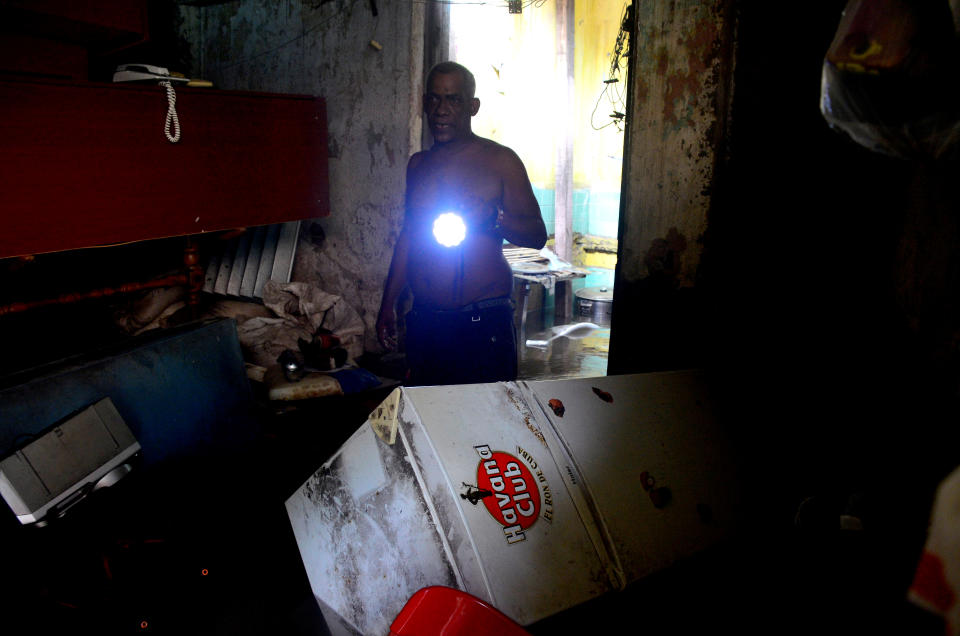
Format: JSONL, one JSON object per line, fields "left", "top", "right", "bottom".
{"left": 446, "top": 0, "right": 628, "bottom": 380}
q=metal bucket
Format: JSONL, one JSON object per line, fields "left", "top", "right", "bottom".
{"left": 574, "top": 286, "right": 613, "bottom": 325}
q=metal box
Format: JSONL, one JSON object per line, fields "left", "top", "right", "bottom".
{"left": 0, "top": 318, "right": 258, "bottom": 472}
{"left": 286, "top": 370, "right": 743, "bottom": 634}
{"left": 0, "top": 397, "right": 140, "bottom": 525}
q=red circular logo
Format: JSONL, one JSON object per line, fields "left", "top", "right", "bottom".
{"left": 475, "top": 451, "right": 540, "bottom": 530}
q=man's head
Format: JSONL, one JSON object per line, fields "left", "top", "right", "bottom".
{"left": 424, "top": 61, "right": 480, "bottom": 146}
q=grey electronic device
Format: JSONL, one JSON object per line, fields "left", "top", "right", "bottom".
{"left": 0, "top": 398, "right": 141, "bottom": 525}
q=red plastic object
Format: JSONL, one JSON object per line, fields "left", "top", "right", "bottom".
{"left": 390, "top": 586, "right": 532, "bottom": 636}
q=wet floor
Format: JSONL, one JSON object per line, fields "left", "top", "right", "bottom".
{"left": 517, "top": 313, "right": 610, "bottom": 381}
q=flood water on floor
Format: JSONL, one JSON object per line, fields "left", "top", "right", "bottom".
{"left": 517, "top": 316, "right": 610, "bottom": 381}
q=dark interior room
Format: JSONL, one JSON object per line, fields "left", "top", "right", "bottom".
{"left": 2, "top": 0, "right": 959, "bottom": 634}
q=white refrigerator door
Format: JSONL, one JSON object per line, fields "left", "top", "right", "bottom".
{"left": 285, "top": 370, "right": 742, "bottom": 634}
{"left": 524, "top": 370, "right": 743, "bottom": 584}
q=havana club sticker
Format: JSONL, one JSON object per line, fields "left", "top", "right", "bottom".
{"left": 461, "top": 444, "right": 553, "bottom": 545}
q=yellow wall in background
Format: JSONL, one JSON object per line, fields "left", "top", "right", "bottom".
{"left": 574, "top": 0, "right": 629, "bottom": 192}
{"left": 450, "top": 2, "right": 556, "bottom": 186}
{"left": 449, "top": 1, "right": 627, "bottom": 193}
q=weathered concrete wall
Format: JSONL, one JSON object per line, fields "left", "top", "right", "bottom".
{"left": 615, "top": 0, "right": 734, "bottom": 288}
{"left": 651, "top": 3, "right": 960, "bottom": 559}
{"left": 608, "top": 0, "right": 735, "bottom": 373}
{"left": 177, "top": 0, "right": 423, "bottom": 352}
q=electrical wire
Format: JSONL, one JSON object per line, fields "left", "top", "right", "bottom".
{"left": 590, "top": 1, "right": 630, "bottom": 132}
{"left": 608, "top": 1, "right": 630, "bottom": 78}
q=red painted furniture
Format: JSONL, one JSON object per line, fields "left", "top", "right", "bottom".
{"left": 0, "top": 77, "right": 329, "bottom": 260}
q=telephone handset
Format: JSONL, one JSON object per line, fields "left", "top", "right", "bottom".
{"left": 112, "top": 64, "right": 190, "bottom": 84}
{"left": 113, "top": 64, "right": 185, "bottom": 143}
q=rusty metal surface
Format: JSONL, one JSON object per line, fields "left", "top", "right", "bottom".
{"left": 525, "top": 370, "right": 742, "bottom": 583}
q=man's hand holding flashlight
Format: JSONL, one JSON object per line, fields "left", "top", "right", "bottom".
{"left": 376, "top": 309, "right": 399, "bottom": 351}
{"left": 432, "top": 197, "right": 500, "bottom": 247}
{"left": 459, "top": 195, "right": 499, "bottom": 233}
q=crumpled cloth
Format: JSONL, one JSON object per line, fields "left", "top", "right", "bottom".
{"left": 908, "top": 465, "right": 960, "bottom": 632}
{"left": 113, "top": 285, "right": 192, "bottom": 334}
{"left": 236, "top": 281, "right": 365, "bottom": 369}
{"left": 113, "top": 281, "right": 365, "bottom": 371}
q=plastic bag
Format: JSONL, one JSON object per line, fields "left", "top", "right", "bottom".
{"left": 820, "top": 0, "right": 960, "bottom": 160}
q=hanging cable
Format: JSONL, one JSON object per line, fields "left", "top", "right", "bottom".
{"left": 590, "top": 1, "right": 630, "bottom": 132}
{"left": 160, "top": 80, "right": 181, "bottom": 143}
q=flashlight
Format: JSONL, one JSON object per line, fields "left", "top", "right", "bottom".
{"left": 432, "top": 212, "right": 467, "bottom": 247}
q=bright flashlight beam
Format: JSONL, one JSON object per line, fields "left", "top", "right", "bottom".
{"left": 433, "top": 212, "right": 467, "bottom": 247}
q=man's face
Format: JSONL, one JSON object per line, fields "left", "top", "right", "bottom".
{"left": 424, "top": 71, "right": 479, "bottom": 145}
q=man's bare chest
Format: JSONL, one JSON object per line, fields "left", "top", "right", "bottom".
{"left": 408, "top": 155, "right": 502, "bottom": 212}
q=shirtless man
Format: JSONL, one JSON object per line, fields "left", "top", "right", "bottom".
{"left": 376, "top": 61, "right": 547, "bottom": 385}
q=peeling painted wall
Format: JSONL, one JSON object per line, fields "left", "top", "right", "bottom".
{"left": 606, "top": 0, "right": 735, "bottom": 375}
{"left": 616, "top": 0, "right": 734, "bottom": 288}
{"left": 177, "top": 0, "right": 422, "bottom": 352}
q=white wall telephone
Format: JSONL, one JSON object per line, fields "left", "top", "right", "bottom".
{"left": 113, "top": 64, "right": 185, "bottom": 143}
{"left": 112, "top": 64, "right": 189, "bottom": 84}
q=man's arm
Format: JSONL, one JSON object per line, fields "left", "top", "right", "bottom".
{"left": 376, "top": 226, "right": 410, "bottom": 351}
{"left": 497, "top": 147, "right": 547, "bottom": 249}
{"left": 376, "top": 153, "right": 423, "bottom": 350}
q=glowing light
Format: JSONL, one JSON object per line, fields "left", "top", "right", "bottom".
{"left": 432, "top": 212, "right": 467, "bottom": 247}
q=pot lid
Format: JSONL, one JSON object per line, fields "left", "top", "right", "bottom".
{"left": 574, "top": 286, "right": 613, "bottom": 301}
